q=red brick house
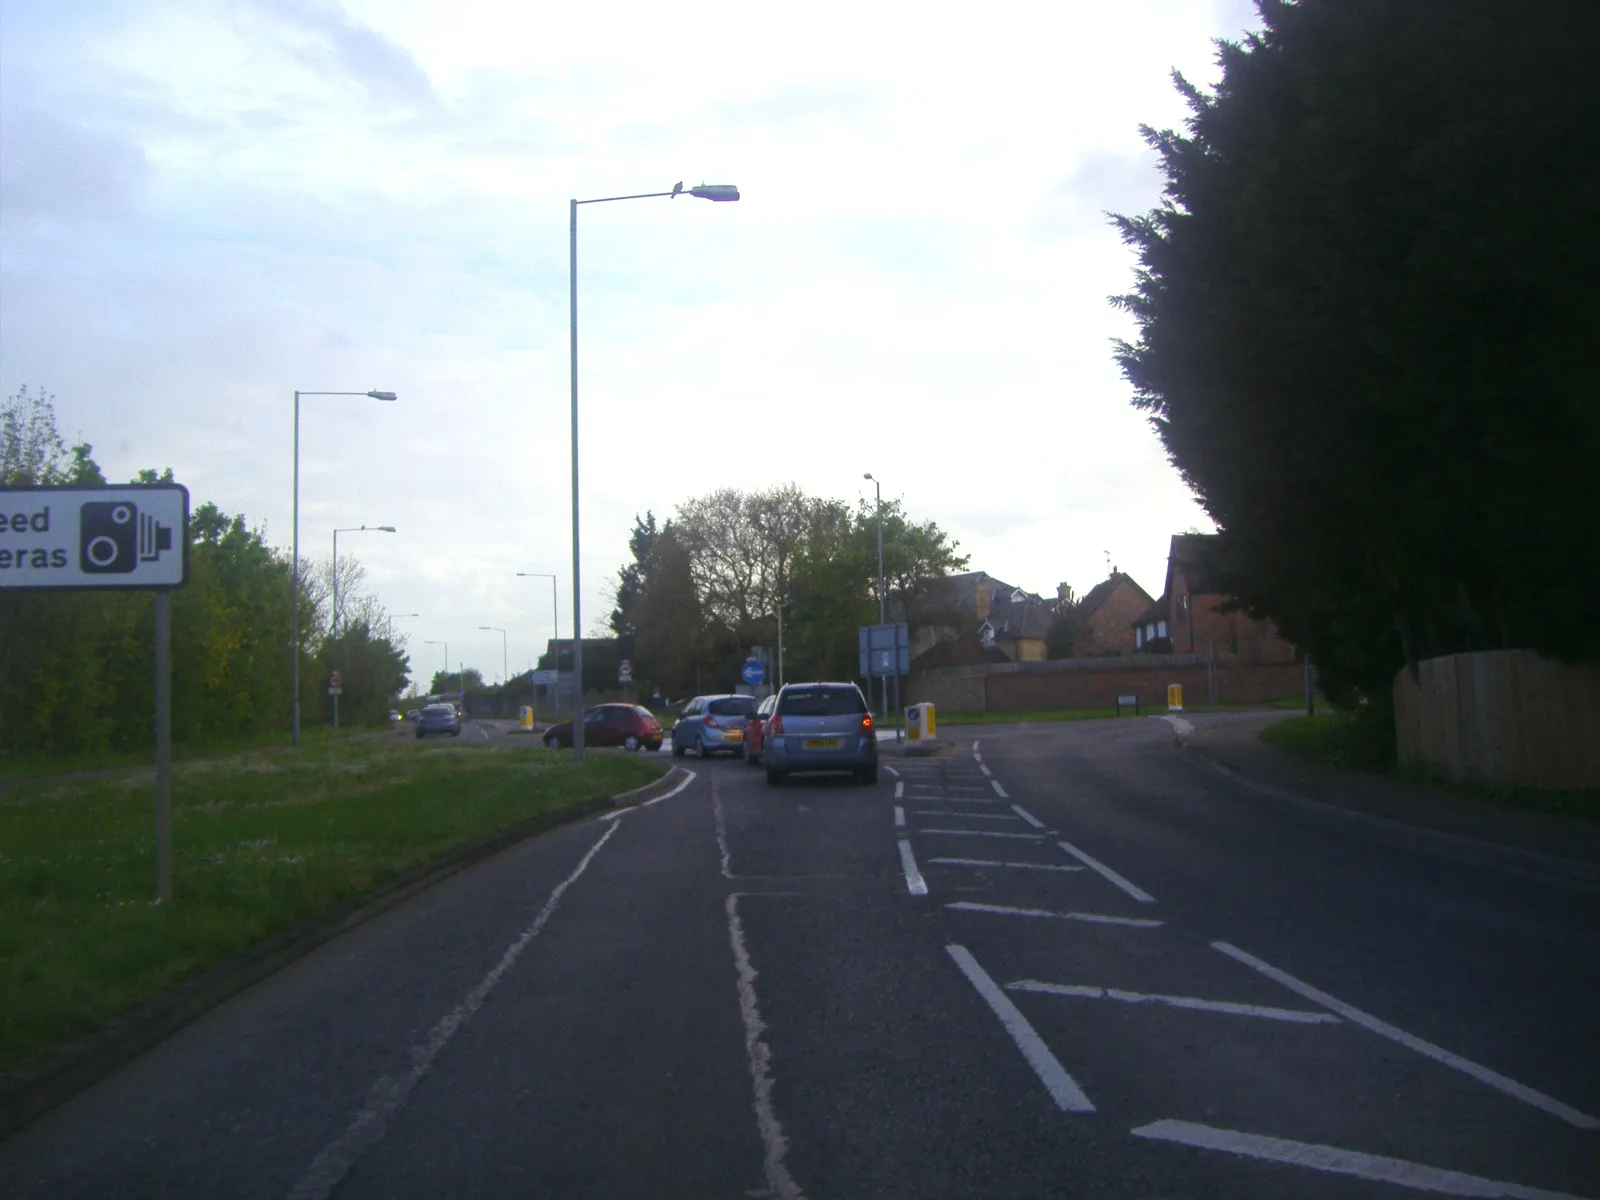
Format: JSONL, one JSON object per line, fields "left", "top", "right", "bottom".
{"left": 1135, "top": 534, "right": 1298, "bottom": 662}
{"left": 1068, "top": 571, "right": 1154, "bottom": 656}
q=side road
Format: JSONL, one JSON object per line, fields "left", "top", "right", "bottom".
{"left": 1181, "top": 711, "right": 1600, "bottom": 872}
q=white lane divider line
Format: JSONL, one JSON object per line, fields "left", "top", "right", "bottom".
{"left": 1130, "top": 1119, "right": 1593, "bottom": 1199}
{"left": 930, "top": 858, "right": 1086, "bottom": 873}
{"left": 727, "top": 894, "right": 810, "bottom": 1200}
{"left": 893, "top": 805, "right": 906, "bottom": 828}
{"left": 990, "top": 779, "right": 1009, "bottom": 798}
{"left": 1010, "top": 804, "right": 1045, "bottom": 829}
{"left": 947, "top": 901, "right": 1163, "bottom": 928}
{"left": 1213, "top": 942, "right": 1600, "bottom": 1130}
{"left": 920, "top": 828, "right": 1049, "bottom": 841}
{"left": 913, "top": 811, "right": 1018, "bottom": 821}
{"left": 884, "top": 764, "right": 900, "bottom": 778}
{"left": 972, "top": 740, "right": 981, "bottom": 753}
{"left": 979, "top": 763, "right": 993, "bottom": 777}
{"left": 894, "top": 780, "right": 904, "bottom": 798}
{"left": 898, "top": 838, "right": 928, "bottom": 896}
{"left": 946, "top": 944, "right": 1094, "bottom": 1114}
{"left": 644, "top": 768, "right": 697, "bottom": 807}
{"left": 1006, "top": 981, "right": 1341, "bottom": 1025}
{"left": 713, "top": 774, "right": 733, "bottom": 880}
{"left": 1055, "top": 840, "right": 1157, "bottom": 904}
{"left": 287, "top": 820, "right": 623, "bottom": 1200}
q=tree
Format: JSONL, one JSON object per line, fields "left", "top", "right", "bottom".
{"left": 630, "top": 524, "right": 704, "bottom": 697}
{"left": 1112, "top": 0, "right": 1600, "bottom": 704}
{"left": 430, "top": 667, "right": 486, "bottom": 694}
{"left": 610, "top": 512, "right": 660, "bottom": 637}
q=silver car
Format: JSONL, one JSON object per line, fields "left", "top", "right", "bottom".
{"left": 763, "top": 682, "right": 877, "bottom": 785}
{"left": 671, "top": 694, "right": 757, "bottom": 758}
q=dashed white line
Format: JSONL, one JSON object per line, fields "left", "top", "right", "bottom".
{"left": 1055, "top": 840, "right": 1157, "bottom": 904}
{"left": 287, "top": 820, "right": 623, "bottom": 1200}
{"left": 979, "top": 763, "right": 993, "bottom": 777}
{"left": 913, "top": 811, "right": 1018, "bottom": 821}
{"left": 919, "top": 829, "right": 1047, "bottom": 841}
{"left": 946, "top": 944, "right": 1094, "bottom": 1113}
{"left": 884, "top": 764, "right": 900, "bottom": 778}
{"left": 930, "top": 858, "right": 1086, "bottom": 873}
{"left": 894, "top": 780, "right": 904, "bottom": 799}
{"left": 990, "top": 779, "right": 1009, "bottom": 798}
{"left": 946, "top": 901, "right": 1164, "bottom": 928}
{"left": 897, "top": 838, "right": 929, "bottom": 896}
{"left": 972, "top": 740, "right": 981, "bottom": 753}
{"left": 1213, "top": 942, "right": 1600, "bottom": 1130}
{"left": 727, "top": 894, "right": 809, "bottom": 1200}
{"left": 1010, "top": 804, "right": 1045, "bottom": 829}
{"left": 893, "top": 805, "right": 906, "bottom": 828}
{"left": 1130, "top": 1120, "right": 1592, "bottom": 1199}
{"left": 1006, "top": 981, "right": 1341, "bottom": 1025}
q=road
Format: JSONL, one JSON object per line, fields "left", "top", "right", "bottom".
{"left": 4, "top": 714, "right": 1597, "bottom": 1198}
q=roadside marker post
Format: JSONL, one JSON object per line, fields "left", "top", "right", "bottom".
{"left": 0, "top": 483, "right": 190, "bottom": 902}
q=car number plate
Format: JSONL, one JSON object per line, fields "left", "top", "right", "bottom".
{"left": 803, "top": 737, "right": 842, "bottom": 750}
{"left": 726, "top": 730, "right": 743, "bottom": 742}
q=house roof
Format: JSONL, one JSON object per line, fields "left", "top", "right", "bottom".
{"left": 1077, "top": 571, "right": 1154, "bottom": 619}
{"left": 1132, "top": 594, "right": 1170, "bottom": 627}
{"left": 928, "top": 570, "right": 1052, "bottom": 638}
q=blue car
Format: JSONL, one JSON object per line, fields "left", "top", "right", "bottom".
{"left": 415, "top": 702, "right": 462, "bottom": 738}
{"left": 763, "top": 682, "right": 877, "bottom": 785}
{"left": 671, "top": 694, "right": 756, "bottom": 758}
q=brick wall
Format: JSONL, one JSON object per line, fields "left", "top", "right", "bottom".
{"left": 908, "top": 653, "right": 1305, "bottom": 713}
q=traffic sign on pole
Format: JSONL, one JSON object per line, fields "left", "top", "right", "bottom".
{"left": 740, "top": 659, "right": 766, "bottom": 686}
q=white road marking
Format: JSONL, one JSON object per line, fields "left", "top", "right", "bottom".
{"left": 947, "top": 901, "right": 1164, "bottom": 928}
{"left": 713, "top": 776, "right": 733, "bottom": 879}
{"left": 907, "top": 784, "right": 991, "bottom": 792}
{"left": 919, "top": 828, "right": 1048, "bottom": 840}
{"left": 644, "top": 768, "right": 697, "bottom": 807}
{"left": 979, "top": 763, "right": 993, "bottom": 777}
{"left": 898, "top": 797, "right": 997, "bottom": 805}
{"left": 726, "top": 894, "right": 809, "bottom": 1200}
{"left": 1010, "top": 804, "right": 1045, "bottom": 829}
{"left": 1131, "top": 1119, "right": 1592, "bottom": 1199}
{"left": 898, "top": 838, "right": 928, "bottom": 896}
{"left": 990, "top": 779, "right": 1009, "bottom": 798}
{"left": 946, "top": 944, "right": 1094, "bottom": 1113}
{"left": 1212, "top": 942, "right": 1600, "bottom": 1130}
{"left": 894, "top": 780, "right": 903, "bottom": 798}
{"left": 1055, "top": 840, "right": 1156, "bottom": 904}
{"left": 1006, "top": 981, "right": 1341, "bottom": 1024}
{"left": 893, "top": 805, "right": 906, "bottom": 828}
{"left": 287, "top": 821, "right": 622, "bottom": 1200}
{"left": 884, "top": 764, "right": 900, "bottom": 778}
{"left": 914, "top": 811, "right": 1018, "bottom": 821}
{"left": 1158, "top": 714, "right": 1194, "bottom": 737}
{"left": 972, "top": 740, "right": 981, "bottom": 753}
{"left": 930, "top": 858, "right": 1086, "bottom": 873}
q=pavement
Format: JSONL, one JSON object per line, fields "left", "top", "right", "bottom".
{"left": 3, "top": 712, "right": 1596, "bottom": 1198}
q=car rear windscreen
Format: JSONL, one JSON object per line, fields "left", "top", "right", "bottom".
{"left": 422, "top": 705, "right": 453, "bottom": 716}
{"left": 708, "top": 697, "right": 756, "bottom": 716}
{"left": 778, "top": 688, "right": 865, "bottom": 716}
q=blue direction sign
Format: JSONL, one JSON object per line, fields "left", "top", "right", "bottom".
{"left": 740, "top": 659, "right": 766, "bottom": 686}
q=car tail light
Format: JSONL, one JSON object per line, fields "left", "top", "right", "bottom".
{"left": 861, "top": 713, "right": 874, "bottom": 731}
{"left": 704, "top": 715, "right": 720, "bottom": 729}
{"left": 768, "top": 715, "right": 784, "bottom": 736}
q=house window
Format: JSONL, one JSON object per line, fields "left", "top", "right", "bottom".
{"left": 1136, "top": 627, "right": 1144, "bottom": 648}
{"left": 1158, "top": 620, "right": 1168, "bottom": 638}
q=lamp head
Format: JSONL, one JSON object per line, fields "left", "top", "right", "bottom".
{"left": 368, "top": 390, "right": 398, "bottom": 401}
{"left": 689, "top": 184, "right": 740, "bottom": 202}
{"left": 863, "top": 472, "right": 874, "bottom": 481}
{"left": 378, "top": 525, "right": 397, "bottom": 532}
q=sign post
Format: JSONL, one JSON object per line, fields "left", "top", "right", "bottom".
{"left": 0, "top": 483, "right": 190, "bottom": 902}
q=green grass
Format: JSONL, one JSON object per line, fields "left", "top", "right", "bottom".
{"left": 0, "top": 737, "right": 664, "bottom": 1074}
{"left": 1262, "top": 713, "right": 1600, "bottom": 822}
{"left": 0, "top": 723, "right": 378, "bottom": 785}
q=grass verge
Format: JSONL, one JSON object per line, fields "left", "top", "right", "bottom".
{"left": 1262, "top": 713, "right": 1600, "bottom": 822}
{"left": 0, "top": 735, "right": 664, "bottom": 1074}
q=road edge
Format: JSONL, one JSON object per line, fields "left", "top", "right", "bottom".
{"left": 0, "top": 764, "right": 686, "bottom": 1142}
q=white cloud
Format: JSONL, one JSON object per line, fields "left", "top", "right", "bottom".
{"left": 0, "top": 0, "right": 1257, "bottom": 681}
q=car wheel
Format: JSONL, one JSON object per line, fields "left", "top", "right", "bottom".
{"left": 624, "top": 734, "right": 641, "bottom": 752}
{"left": 545, "top": 734, "right": 560, "bottom": 750}
{"left": 766, "top": 765, "right": 784, "bottom": 786}
{"left": 695, "top": 736, "right": 707, "bottom": 758}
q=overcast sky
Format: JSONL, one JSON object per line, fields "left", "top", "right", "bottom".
{"left": 1, "top": 0, "right": 1260, "bottom": 684}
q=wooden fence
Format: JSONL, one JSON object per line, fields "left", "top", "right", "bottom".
{"left": 1393, "top": 649, "right": 1600, "bottom": 790}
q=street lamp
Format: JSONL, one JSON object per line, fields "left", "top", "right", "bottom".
{"left": 479, "top": 626, "right": 508, "bottom": 684}
{"left": 330, "top": 524, "right": 396, "bottom": 732}
{"left": 292, "top": 388, "right": 396, "bottom": 746}
{"left": 424, "top": 640, "right": 449, "bottom": 694}
{"left": 567, "top": 180, "right": 739, "bottom": 762}
{"left": 517, "top": 572, "right": 559, "bottom": 718}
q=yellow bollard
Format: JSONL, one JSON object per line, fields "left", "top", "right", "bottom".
{"left": 1167, "top": 684, "right": 1183, "bottom": 712}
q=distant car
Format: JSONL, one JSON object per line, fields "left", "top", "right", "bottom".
{"left": 415, "top": 703, "right": 461, "bottom": 738}
{"left": 763, "top": 682, "right": 877, "bottom": 785}
{"left": 405, "top": 709, "right": 421, "bottom": 722}
{"left": 742, "top": 693, "right": 779, "bottom": 765}
{"left": 671, "top": 694, "right": 757, "bottom": 758}
{"left": 388, "top": 710, "right": 402, "bottom": 723}
{"left": 544, "top": 704, "right": 663, "bottom": 752}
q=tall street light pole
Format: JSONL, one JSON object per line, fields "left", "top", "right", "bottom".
{"left": 569, "top": 180, "right": 739, "bottom": 763}
{"left": 479, "top": 626, "right": 508, "bottom": 684}
{"left": 292, "top": 388, "right": 396, "bottom": 746}
{"left": 330, "top": 524, "right": 396, "bottom": 732}
{"left": 517, "top": 572, "right": 559, "bottom": 717}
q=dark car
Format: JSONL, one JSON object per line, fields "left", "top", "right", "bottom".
{"left": 742, "top": 693, "right": 779, "bottom": 765}
{"left": 763, "top": 682, "right": 877, "bottom": 785}
{"left": 415, "top": 702, "right": 461, "bottom": 739}
{"left": 671, "top": 694, "right": 757, "bottom": 758}
{"left": 544, "top": 704, "right": 663, "bottom": 752}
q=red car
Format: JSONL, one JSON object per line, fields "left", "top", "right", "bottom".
{"left": 742, "top": 694, "right": 779, "bottom": 765}
{"left": 544, "top": 704, "right": 663, "bottom": 752}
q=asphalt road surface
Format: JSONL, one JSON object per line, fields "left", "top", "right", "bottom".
{"left": 4, "top": 714, "right": 1597, "bottom": 1198}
